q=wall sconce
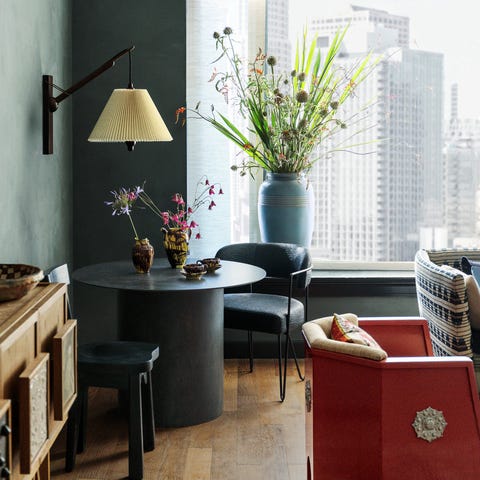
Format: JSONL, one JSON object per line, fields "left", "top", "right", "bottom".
{"left": 42, "top": 46, "right": 173, "bottom": 155}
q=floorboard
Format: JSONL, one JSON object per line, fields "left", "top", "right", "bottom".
{"left": 50, "top": 359, "right": 306, "bottom": 480}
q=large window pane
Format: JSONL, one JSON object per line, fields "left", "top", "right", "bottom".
{"left": 283, "top": 1, "right": 480, "bottom": 261}
{"left": 188, "top": 1, "right": 480, "bottom": 262}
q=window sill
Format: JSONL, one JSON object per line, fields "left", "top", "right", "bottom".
{"left": 310, "top": 268, "right": 416, "bottom": 296}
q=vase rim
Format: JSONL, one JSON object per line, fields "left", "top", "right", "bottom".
{"left": 265, "top": 171, "right": 308, "bottom": 179}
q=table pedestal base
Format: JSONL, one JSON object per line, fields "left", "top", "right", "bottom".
{"left": 118, "top": 289, "right": 224, "bottom": 427}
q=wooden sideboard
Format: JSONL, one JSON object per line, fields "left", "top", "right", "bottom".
{"left": 0, "top": 282, "right": 76, "bottom": 480}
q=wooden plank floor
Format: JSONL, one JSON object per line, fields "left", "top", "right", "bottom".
{"left": 50, "top": 359, "right": 306, "bottom": 480}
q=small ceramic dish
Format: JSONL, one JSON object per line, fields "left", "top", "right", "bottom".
{"left": 204, "top": 264, "right": 222, "bottom": 273}
{"left": 180, "top": 269, "right": 207, "bottom": 280}
{"left": 197, "top": 258, "right": 222, "bottom": 273}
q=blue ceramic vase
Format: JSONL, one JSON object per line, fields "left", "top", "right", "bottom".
{"left": 258, "top": 172, "right": 314, "bottom": 247}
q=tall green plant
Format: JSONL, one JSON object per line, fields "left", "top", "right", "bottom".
{"left": 179, "top": 26, "right": 377, "bottom": 175}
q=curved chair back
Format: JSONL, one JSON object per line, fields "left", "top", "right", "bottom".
{"left": 44, "top": 264, "right": 72, "bottom": 318}
{"left": 45, "top": 263, "right": 70, "bottom": 285}
{"left": 216, "top": 242, "right": 312, "bottom": 289}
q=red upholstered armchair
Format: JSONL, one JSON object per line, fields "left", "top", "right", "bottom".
{"left": 303, "top": 315, "right": 480, "bottom": 480}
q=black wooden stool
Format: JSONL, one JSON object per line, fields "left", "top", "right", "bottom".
{"left": 66, "top": 341, "right": 159, "bottom": 480}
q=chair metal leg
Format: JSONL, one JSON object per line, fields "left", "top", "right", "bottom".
{"left": 141, "top": 371, "right": 155, "bottom": 452}
{"left": 128, "top": 374, "right": 145, "bottom": 480}
{"left": 277, "top": 335, "right": 286, "bottom": 402}
{"left": 288, "top": 334, "right": 305, "bottom": 381}
{"left": 248, "top": 331, "right": 254, "bottom": 372}
{"left": 278, "top": 333, "right": 303, "bottom": 402}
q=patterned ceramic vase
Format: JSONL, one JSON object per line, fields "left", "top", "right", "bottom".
{"left": 132, "top": 238, "right": 154, "bottom": 273}
{"left": 258, "top": 172, "right": 315, "bottom": 247}
{"left": 162, "top": 227, "right": 190, "bottom": 268}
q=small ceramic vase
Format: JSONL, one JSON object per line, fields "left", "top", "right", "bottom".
{"left": 162, "top": 227, "right": 190, "bottom": 268}
{"left": 132, "top": 238, "right": 154, "bottom": 273}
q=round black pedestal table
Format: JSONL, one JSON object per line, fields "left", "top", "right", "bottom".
{"left": 73, "top": 259, "right": 265, "bottom": 427}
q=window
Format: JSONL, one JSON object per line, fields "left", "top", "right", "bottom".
{"left": 187, "top": 0, "right": 480, "bottom": 263}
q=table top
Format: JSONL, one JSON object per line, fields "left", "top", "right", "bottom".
{"left": 72, "top": 259, "right": 266, "bottom": 292}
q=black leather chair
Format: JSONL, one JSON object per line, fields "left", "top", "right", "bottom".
{"left": 44, "top": 264, "right": 159, "bottom": 480}
{"left": 216, "top": 243, "right": 312, "bottom": 401}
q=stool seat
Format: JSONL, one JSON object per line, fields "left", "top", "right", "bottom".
{"left": 78, "top": 341, "right": 159, "bottom": 374}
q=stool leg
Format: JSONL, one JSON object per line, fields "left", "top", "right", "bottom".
{"left": 128, "top": 374, "right": 144, "bottom": 480}
{"left": 141, "top": 371, "right": 155, "bottom": 452}
{"left": 65, "top": 397, "right": 80, "bottom": 472}
{"left": 77, "top": 386, "right": 88, "bottom": 454}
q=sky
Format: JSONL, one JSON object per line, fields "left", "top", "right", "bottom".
{"left": 290, "top": 0, "right": 480, "bottom": 119}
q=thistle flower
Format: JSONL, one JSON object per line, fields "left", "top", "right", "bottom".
{"left": 223, "top": 27, "right": 232, "bottom": 35}
{"left": 297, "top": 72, "right": 306, "bottom": 82}
{"left": 267, "top": 56, "right": 277, "bottom": 67}
{"left": 296, "top": 89, "right": 309, "bottom": 103}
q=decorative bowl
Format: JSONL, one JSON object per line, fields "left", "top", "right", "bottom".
{"left": 0, "top": 264, "right": 44, "bottom": 302}
{"left": 180, "top": 269, "right": 207, "bottom": 281}
{"left": 197, "top": 258, "right": 222, "bottom": 273}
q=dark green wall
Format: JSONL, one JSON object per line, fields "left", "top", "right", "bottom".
{"left": 72, "top": 1, "right": 186, "bottom": 269}
{"left": 71, "top": 1, "right": 186, "bottom": 342}
{"left": 0, "top": 1, "right": 72, "bottom": 270}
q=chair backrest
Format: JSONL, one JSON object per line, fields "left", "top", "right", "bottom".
{"left": 216, "top": 242, "right": 312, "bottom": 288}
{"left": 44, "top": 264, "right": 72, "bottom": 318}
{"left": 414, "top": 249, "right": 472, "bottom": 357}
{"left": 44, "top": 263, "right": 71, "bottom": 285}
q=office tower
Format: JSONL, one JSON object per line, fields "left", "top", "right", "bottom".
{"left": 310, "top": 5, "right": 410, "bottom": 50}
{"left": 445, "top": 116, "right": 480, "bottom": 246}
{"left": 309, "top": 5, "right": 443, "bottom": 261}
{"left": 266, "top": 0, "right": 291, "bottom": 74}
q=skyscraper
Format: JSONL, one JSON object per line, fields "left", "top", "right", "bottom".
{"left": 445, "top": 116, "right": 480, "bottom": 246}
{"left": 309, "top": 5, "right": 443, "bottom": 261}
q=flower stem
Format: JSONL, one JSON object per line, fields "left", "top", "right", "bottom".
{"left": 128, "top": 213, "right": 139, "bottom": 240}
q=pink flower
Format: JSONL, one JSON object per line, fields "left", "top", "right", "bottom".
{"left": 161, "top": 212, "right": 170, "bottom": 225}
{"left": 195, "top": 232, "right": 201, "bottom": 239}
{"left": 138, "top": 176, "right": 223, "bottom": 241}
{"left": 172, "top": 193, "right": 185, "bottom": 205}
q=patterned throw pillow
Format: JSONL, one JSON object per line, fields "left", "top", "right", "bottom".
{"left": 331, "top": 313, "right": 382, "bottom": 348}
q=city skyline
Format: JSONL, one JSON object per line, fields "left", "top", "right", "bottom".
{"left": 306, "top": 5, "right": 444, "bottom": 261}
{"left": 290, "top": 0, "right": 480, "bottom": 120}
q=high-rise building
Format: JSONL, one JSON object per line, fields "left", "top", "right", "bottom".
{"left": 445, "top": 116, "right": 480, "bottom": 246}
{"left": 266, "top": 0, "right": 291, "bottom": 74}
{"left": 309, "top": 5, "right": 443, "bottom": 261}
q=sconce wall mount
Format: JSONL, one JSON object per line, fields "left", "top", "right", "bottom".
{"left": 42, "top": 46, "right": 172, "bottom": 155}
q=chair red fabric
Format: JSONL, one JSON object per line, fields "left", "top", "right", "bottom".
{"left": 303, "top": 316, "right": 480, "bottom": 480}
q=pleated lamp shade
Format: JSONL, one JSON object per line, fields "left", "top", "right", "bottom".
{"left": 88, "top": 88, "right": 173, "bottom": 145}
